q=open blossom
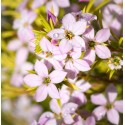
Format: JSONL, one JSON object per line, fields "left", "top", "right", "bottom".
{"left": 13, "top": 9, "right": 36, "bottom": 42}
{"left": 24, "top": 60, "right": 67, "bottom": 102}
{"left": 38, "top": 37, "right": 65, "bottom": 70}
{"left": 48, "top": 13, "right": 87, "bottom": 53}
{"left": 11, "top": 47, "right": 33, "bottom": 87}
{"left": 91, "top": 84, "right": 123, "bottom": 124}
{"left": 37, "top": 99, "right": 78, "bottom": 125}
{"left": 83, "top": 28, "right": 111, "bottom": 63}
{"left": 32, "top": 0, "right": 70, "bottom": 16}
{"left": 108, "top": 56, "right": 123, "bottom": 70}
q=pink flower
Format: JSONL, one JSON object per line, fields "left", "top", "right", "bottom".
{"left": 48, "top": 13, "right": 87, "bottom": 53}
{"left": 11, "top": 47, "right": 33, "bottom": 87}
{"left": 83, "top": 28, "right": 111, "bottom": 63}
{"left": 38, "top": 99, "right": 78, "bottom": 124}
{"left": 91, "top": 84, "right": 123, "bottom": 124}
{"left": 61, "top": 47, "right": 90, "bottom": 79}
{"left": 38, "top": 37, "right": 65, "bottom": 70}
{"left": 13, "top": 10, "right": 37, "bottom": 42}
{"left": 24, "top": 60, "right": 67, "bottom": 102}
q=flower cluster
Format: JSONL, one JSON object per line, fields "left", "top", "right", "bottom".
{"left": 1, "top": 0, "right": 123, "bottom": 125}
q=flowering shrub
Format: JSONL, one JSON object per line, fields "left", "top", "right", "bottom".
{"left": 1, "top": 0, "right": 123, "bottom": 125}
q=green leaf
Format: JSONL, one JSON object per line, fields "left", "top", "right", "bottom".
{"left": 86, "top": 0, "right": 95, "bottom": 12}
{"left": 118, "top": 37, "right": 123, "bottom": 46}
{"left": 93, "top": 0, "right": 110, "bottom": 13}
{"left": 27, "top": 70, "right": 36, "bottom": 74}
{"left": 109, "top": 70, "right": 115, "bottom": 79}
{"left": 40, "top": 15, "right": 52, "bottom": 32}
{"left": 2, "top": 31, "right": 16, "bottom": 38}
{"left": 98, "top": 10, "right": 103, "bottom": 28}
{"left": 35, "top": 44, "right": 42, "bottom": 54}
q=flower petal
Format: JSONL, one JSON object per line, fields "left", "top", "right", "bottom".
{"left": 35, "top": 60, "right": 48, "bottom": 76}
{"left": 95, "top": 28, "right": 110, "bottom": 43}
{"left": 85, "top": 116, "right": 96, "bottom": 125}
{"left": 114, "top": 100, "right": 123, "bottom": 113}
{"left": 91, "top": 94, "right": 107, "bottom": 105}
{"left": 105, "top": 84, "right": 117, "bottom": 103}
{"left": 63, "top": 114, "right": 74, "bottom": 124}
{"left": 40, "top": 37, "right": 52, "bottom": 52}
{"left": 46, "top": 1, "right": 59, "bottom": 16}
{"left": 107, "top": 108, "right": 119, "bottom": 125}
{"left": 72, "top": 20, "right": 87, "bottom": 35}
{"left": 32, "top": 0, "right": 46, "bottom": 9}
{"left": 59, "top": 39, "right": 72, "bottom": 54}
{"left": 15, "top": 47, "right": 28, "bottom": 66}
{"left": 7, "top": 39, "right": 22, "bottom": 51}
{"left": 55, "top": 0, "right": 70, "bottom": 8}
{"left": 48, "top": 84, "right": 60, "bottom": 98}
{"left": 49, "top": 70, "right": 67, "bottom": 84}
{"left": 47, "top": 29, "right": 65, "bottom": 39}
{"left": 72, "top": 36, "right": 85, "bottom": 48}
{"left": 24, "top": 74, "right": 41, "bottom": 87}
{"left": 95, "top": 45, "right": 111, "bottom": 59}
{"left": 46, "top": 119, "right": 57, "bottom": 125}
{"left": 50, "top": 99, "right": 61, "bottom": 114}
{"left": 83, "top": 49, "right": 96, "bottom": 65}
{"left": 35, "top": 85, "right": 48, "bottom": 102}
{"left": 62, "top": 13, "right": 76, "bottom": 30}
{"left": 93, "top": 106, "right": 107, "bottom": 120}
{"left": 74, "top": 59, "right": 90, "bottom": 72}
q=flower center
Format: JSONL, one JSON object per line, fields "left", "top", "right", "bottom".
{"left": 43, "top": 77, "right": 51, "bottom": 84}
{"left": 106, "top": 103, "right": 113, "bottom": 110}
{"left": 46, "top": 52, "right": 53, "bottom": 58}
{"left": 23, "top": 22, "right": 29, "bottom": 27}
{"left": 88, "top": 41, "right": 95, "bottom": 48}
{"left": 65, "top": 30, "right": 74, "bottom": 40}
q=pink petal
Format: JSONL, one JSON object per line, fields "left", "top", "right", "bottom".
{"left": 83, "top": 26, "right": 95, "bottom": 40}
{"left": 65, "top": 61, "right": 78, "bottom": 79}
{"left": 40, "top": 37, "right": 52, "bottom": 52}
{"left": 62, "top": 102, "right": 78, "bottom": 114}
{"left": 46, "top": 119, "right": 57, "bottom": 125}
{"left": 114, "top": 100, "right": 123, "bottom": 113}
{"left": 78, "top": 81, "right": 91, "bottom": 92}
{"left": 70, "top": 47, "right": 81, "bottom": 59}
{"left": 71, "top": 91, "right": 87, "bottom": 105}
{"left": 35, "top": 60, "right": 48, "bottom": 76}
{"left": 46, "top": 1, "right": 59, "bottom": 16}
{"left": 32, "top": 0, "right": 46, "bottom": 9}
{"left": 47, "top": 84, "right": 60, "bottom": 98}
{"left": 72, "top": 20, "right": 87, "bottom": 35}
{"left": 74, "top": 59, "right": 90, "bottom": 72}
{"left": 91, "top": 94, "right": 107, "bottom": 105}
{"left": 62, "top": 13, "right": 76, "bottom": 30}
{"left": 105, "top": 84, "right": 117, "bottom": 103}
{"left": 39, "top": 112, "right": 54, "bottom": 124}
{"left": 93, "top": 106, "right": 107, "bottom": 120}
{"left": 95, "top": 28, "right": 110, "bottom": 43}
{"left": 107, "top": 108, "right": 119, "bottom": 125}
{"left": 7, "top": 39, "right": 22, "bottom": 51}
{"left": 20, "top": 62, "right": 33, "bottom": 75}
{"left": 59, "top": 39, "right": 72, "bottom": 54}
{"left": 13, "top": 19, "right": 21, "bottom": 29}
{"left": 18, "top": 27, "right": 34, "bottom": 42}
{"left": 15, "top": 47, "right": 28, "bottom": 66}
{"left": 11, "top": 73, "right": 23, "bottom": 87}
{"left": 95, "top": 45, "right": 111, "bottom": 59}
{"left": 55, "top": 0, "right": 70, "bottom": 8}
{"left": 24, "top": 74, "right": 41, "bottom": 87}
{"left": 63, "top": 114, "right": 74, "bottom": 124}
{"left": 47, "top": 29, "right": 65, "bottom": 39}
{"left": 85, "top": 116, "right": 96, "bottom": 125}
{"left": 50, "top": 99, "right": 61, "bottom": 114}
{"left": 35, "top": 85, "right": 48, "bottom": 102}
{"left": 72, "top": 36, "right": 85, "bottom": 48}
{"left": 83, "top": 49, "right": 96, "bottom": 65}
{"left": 49, "top": 70, "right": 67, "bottom": 84}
